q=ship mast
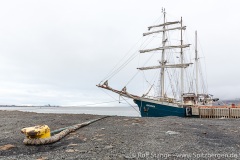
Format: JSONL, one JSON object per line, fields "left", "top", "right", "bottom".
{"left": 160, "top": 8, "right": 166, "bottom": 98}
{"left": 195, "top": 31, "right": 199, "bottom": 95}
{"left": 138, "top": 10, "right": 192, "bottom": 103}
{"left": 180, "top": 17, "right": 184, "bottom": 104}
{"left": 97, "top": 10, "right": 197, "bottom": 108}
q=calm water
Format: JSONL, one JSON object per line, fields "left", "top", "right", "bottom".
{"left": 0, "top": 106, "right": 140, "bottom": 117}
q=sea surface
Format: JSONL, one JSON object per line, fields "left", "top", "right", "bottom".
{"left": 0, "top": 106, "right": 140, "bottom": 117}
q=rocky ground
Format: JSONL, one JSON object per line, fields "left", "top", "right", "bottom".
{"left": 0, "top": 110, "right": 240, "bottom": 160}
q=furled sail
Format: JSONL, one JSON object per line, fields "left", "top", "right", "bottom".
{"left": 139, "top": 44, "right": 190, "bottom": 53}
{"left": 143, "top": 26, "right": 186, "bottom": 36}
{"left": 137, "top": 63, "right": 193, "bottom": 70}
{"left": 148, "top": 21, "right": 180, "bottom": 30}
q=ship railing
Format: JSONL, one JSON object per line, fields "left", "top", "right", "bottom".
{"left": 143, "top": 96, "right": 176, "bottom": 103}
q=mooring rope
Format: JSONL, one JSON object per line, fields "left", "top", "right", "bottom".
{"left": 23, "top": 116, "right": 110, "bottom": 145}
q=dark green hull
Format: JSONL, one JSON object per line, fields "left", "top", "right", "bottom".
{"left": 134, "top": 99, "right": 186, "bottom": 117}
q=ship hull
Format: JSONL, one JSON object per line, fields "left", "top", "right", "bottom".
{"left": 134, "top": 99, "right": 186, "bottom": 117}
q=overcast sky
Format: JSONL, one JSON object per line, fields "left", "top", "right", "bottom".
{"left": 0, "top": 0, "right": 239, "bottom": 106}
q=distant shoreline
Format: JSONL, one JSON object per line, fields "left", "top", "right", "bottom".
{"left": 0, "top": 105, "right": 59, "bottom": 107}
{"left": 0, "top": 106, "right": 140, "bottom": 117}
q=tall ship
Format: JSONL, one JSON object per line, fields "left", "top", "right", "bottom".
{"left": 97, "top": 9, "right": 218, "bottom": 117}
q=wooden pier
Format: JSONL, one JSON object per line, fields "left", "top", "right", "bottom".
{"left": 198, "top": 107, "right": 240, "bottom": 118}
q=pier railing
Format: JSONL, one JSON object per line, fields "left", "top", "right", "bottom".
{"left": 199, "top": 108, "right": 240, "bottom": 118}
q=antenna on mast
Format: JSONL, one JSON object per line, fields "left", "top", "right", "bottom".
{"left": 162, "top": 8, "right": 165, "bottom": 13}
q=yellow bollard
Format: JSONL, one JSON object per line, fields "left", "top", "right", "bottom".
{"left": 21, "top": 125, "right": 51, "bottom": 139}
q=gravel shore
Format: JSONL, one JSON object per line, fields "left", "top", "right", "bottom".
{"left": 0, "top": 110, "right": 240, "bottom": 160}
